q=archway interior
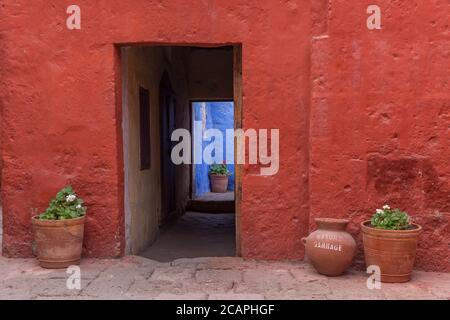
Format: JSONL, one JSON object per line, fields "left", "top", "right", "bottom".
{"left": 121, "top": 45, "right": 239, "bottom": 261}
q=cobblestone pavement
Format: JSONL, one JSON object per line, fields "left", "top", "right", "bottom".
{"left": 0, "top": 255, "right": 448, "bottom": 300}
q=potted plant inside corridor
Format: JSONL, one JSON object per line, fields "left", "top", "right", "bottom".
{"left": 209, "top": 163, "right": 231, "bottom": 193}
{"left": 31, "top": 186, "right": 87, "bottom": 269}
{"left": 361, "top": 205, "right": 422, "bottom": 283}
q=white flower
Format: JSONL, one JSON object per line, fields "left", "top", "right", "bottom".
{"left": 76, "top": 204, "right": 82, "bottom": 209}
{"left": 66, "top": 194, "right": 77, "bottom": 202}
{"left": 376, "top": 209, "right": 384, "bottom": 214}
{"left": 382, "top": 205, "right": 390, "bottom": 210}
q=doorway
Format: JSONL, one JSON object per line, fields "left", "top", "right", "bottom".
{"left": 187, "top": 101, "right": 235, "bottom": 213}
{"left": 121, "top": 45, "right": 242, "bottom": 261}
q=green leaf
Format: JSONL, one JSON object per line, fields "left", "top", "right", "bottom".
{"left": 38, "top": 186, "right": 86, "bottom": 220}
{"left": 371, "top": 206, "right": 409, "bottom": 230}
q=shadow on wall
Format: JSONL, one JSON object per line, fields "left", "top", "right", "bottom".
{"left": 193, "top": 102, "right": 234, "bottom": 197}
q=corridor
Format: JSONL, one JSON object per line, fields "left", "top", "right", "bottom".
{"left": 140, "top": 212, "right": 235, "bottom": 262}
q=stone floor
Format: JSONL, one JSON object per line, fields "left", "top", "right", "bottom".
{"left": 0, "top": 255, "right": 448, "bottom": 300}
{"left": 140, "top": 212, "right": 235, "bottom": 262}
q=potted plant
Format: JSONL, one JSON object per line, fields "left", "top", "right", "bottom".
{"left": 361, "top": 205, "right": 422, "bottom": 283}
{"left": 32, "top": 186, "right": 87, "bottom": 269}
{"left": 209, "top": 163, "right": 231, "bottom": 193}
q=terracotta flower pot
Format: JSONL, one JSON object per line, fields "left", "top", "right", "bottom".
{"left": 361, "top": 220, "right": 421, "bottom": 283}
{"left": 301, "top": 218, "right": 356, "bottom": 276}
{"left": 32, "top": 215, "right": 85, "bottom": 269}
{"left": 210, "top": 174, "right": 228, "bottom": 193}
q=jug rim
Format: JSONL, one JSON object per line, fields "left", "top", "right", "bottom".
{"left": 314, "top": 218, "right": 349, "bottom": 224}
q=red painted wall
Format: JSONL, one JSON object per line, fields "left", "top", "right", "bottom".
{"left": 0, "top": 1, "right": 312, "bottom": 260}
{"left": 0, "top": 1, "right": 448, "bottom": 271}
{"left": 310, "top": 0, "right": 449, "bottom": 272}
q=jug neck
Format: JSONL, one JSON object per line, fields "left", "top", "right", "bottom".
{"left": 315, "top": 218, "right": 349, "bottom": 231}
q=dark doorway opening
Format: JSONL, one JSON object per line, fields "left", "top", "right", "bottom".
{"left": 121, "top": 44, "right": 242, "bottom": 262}
{"left": 186, "top": 100, "right": 235, "bottom": 214}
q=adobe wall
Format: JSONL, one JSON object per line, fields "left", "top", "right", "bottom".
{"left": 309, "top": 0, "right": 449, "bottom": 271}
{"left": 123, "top": 46, "right": 194, "bottom": 254}
{"left": 123, "top": 46, "right": 163, "bottom": 255}
{"left": 0, "top": 0, "right": 312, "bottom": 260}
{"left": 0, "top": 1, "right": 447, "bottom": 271}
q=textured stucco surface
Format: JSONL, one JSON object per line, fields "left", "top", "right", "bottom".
{"left": 122, "top": 46, "right": 164, "bottom": 255}
{"left": 309, "top": 0, "right": 449, "bottom": 271}
{"left": 0, "top": 1, "right": 448, "bottom": 272}
{"left": 0, "top": 0, "right": 312, "bottom": 262}
{"left": 124, "top": 46, "right": 197, "bottom": 254}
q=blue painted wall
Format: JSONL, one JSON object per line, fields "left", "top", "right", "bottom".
{"left": 193, "top": 102, "right": 234, "bottom": 197}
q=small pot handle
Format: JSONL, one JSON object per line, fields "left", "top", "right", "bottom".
{"left": 301, "top": 237, "right": 307, "bottom": 245}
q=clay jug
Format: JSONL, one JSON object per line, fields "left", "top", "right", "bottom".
{"left": 301, "top": 218, "right": 356, "bottom": 276}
